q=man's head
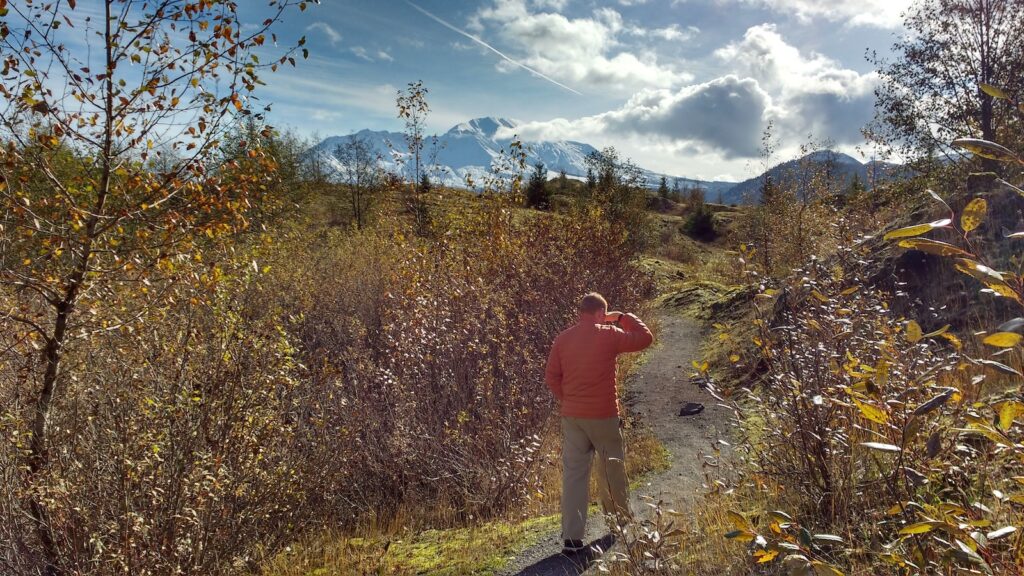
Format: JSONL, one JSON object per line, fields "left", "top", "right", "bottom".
{"left": 579, "top": 292, "right": 608, "bottom": 322}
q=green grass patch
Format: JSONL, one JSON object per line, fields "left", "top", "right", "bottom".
{"left": 262, "top": 513, "right": 560, "bottom": 576}
{"left": 628, "top": 439, "right": 671, "bottom": 491}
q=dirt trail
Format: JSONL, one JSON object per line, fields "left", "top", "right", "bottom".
{"left": 500, "top": 310, "right": 733, "bottom": 576}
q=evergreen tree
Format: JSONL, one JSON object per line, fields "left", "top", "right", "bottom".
{"left": 557, "top": 169, "right": 569, "bottom": 195}
{"left": 688, "top": 186, "right": 706, "bottom": 208}
{"left": 525, "top": 162, "right": 551, "bottom": 209}
{"left": 583, "top": 147, "right": 653, "bottom": 251}
{"left": 657, "top": 176, "right": 670, "bottom": 199}
{"left": 671, "top": 178, "right": 683, "bottom": 202}
{"left": 585, "top": 167, "right": 596, "bottom": 193}
{"left": 847, "top": 173, "right": 865, "bottom": 196}
{"left": 419, "top": 172, "right": 432, "bottom": 194}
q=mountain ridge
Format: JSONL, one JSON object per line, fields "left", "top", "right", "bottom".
{"left": 307, "top": 119, "right": 908, "bottom": 203}
{"left": 721, "top": 150, "right": 908, "bottom": 204}
{"left": 306, "top": 117, "right": 737, "bottom": 195}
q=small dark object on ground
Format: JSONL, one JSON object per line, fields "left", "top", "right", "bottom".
{"left": 679, "top": 402, "right": 705, "bottom": 417}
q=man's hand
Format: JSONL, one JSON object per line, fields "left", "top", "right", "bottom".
{"left": 604, "top": 311, "right": 624, "bottom": 323}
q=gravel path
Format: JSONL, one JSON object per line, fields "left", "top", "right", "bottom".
{"left": 498, "top": 311, "right": 733, "bottom": 576}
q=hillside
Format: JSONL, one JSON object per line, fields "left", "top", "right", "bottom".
{"left": 721, "top": 150, "right": 909, "bottom": 204}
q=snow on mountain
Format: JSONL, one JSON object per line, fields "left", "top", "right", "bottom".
{"left": 305, "top": 117, "right": 736, "bottom": 194}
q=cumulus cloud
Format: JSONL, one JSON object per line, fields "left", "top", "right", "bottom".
{"left": 715, "top": 24, "right": 876, "bottom": 143}
{"left": 501, "top": 76, "right": 772, "bottom": 158}
{"left": 739, "top": 0, "right": 912, "bottom": 28}
{"left": 470, "top": 0, "right": 693, "bottom": 93}
{"left": 496, "top": 24, "right": 877, "bottom": 162}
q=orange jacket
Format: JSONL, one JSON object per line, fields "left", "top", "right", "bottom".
{"left": 545, "top": 313, "right": 654, "bottom": 418}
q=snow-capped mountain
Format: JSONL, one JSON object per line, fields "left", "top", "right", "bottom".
{"left": 306, "top": 117, "right": 736, "bottom": 194}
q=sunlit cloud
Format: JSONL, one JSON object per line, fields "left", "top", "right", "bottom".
{"left": 406, "top": 0, "right": 584, "bottom": 96}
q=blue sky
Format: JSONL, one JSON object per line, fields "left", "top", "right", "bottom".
{"left": 39, "top": 0, "right": 915, "bottom": 182}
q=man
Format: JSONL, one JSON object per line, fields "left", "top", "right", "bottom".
{"left": 545, "top": 292, "right": 654, "bottom": 554}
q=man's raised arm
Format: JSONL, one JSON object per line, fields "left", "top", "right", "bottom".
{"left": 614, "top": 313, "right": 653, "bottom": 354}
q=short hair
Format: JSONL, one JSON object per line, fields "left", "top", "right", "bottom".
{"left": 579, "top": 292, "right": 608, "bottom": 314}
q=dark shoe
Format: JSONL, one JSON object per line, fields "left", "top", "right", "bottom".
{"left": 679, "top": 402, "right": 705, "bottom": 416}
{"left": 562, "top": 539, "right": 586, "bottom": 554}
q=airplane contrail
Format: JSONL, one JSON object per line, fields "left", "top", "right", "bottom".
{"left": 404, "top": 0, "right": 583, "bottom": 96}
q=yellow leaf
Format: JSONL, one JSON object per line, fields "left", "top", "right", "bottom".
{"left": 883, "top": 219, "right": 951, "bottom": 240}
{"left": 983, "top": 332, "right": 1022, "bottom": 348}
{"left": 941, "top": 332, "right": 963, "bottom": 350}
{"left": 811, "top": 561, "right": 845, "bottom": 576}
{"left": 980, "top": 83, "right": 1010, "bottom": 100}
{"left": 899, "top": 521, "right": 941, "bottom": 535}
{"left": 906, "top": 320, "right": 923, "bottom": 343}
{"left": 898, "top": 238, "right": 972, "bottom": 257}
{"left": 952, "top": 138, "right": 1021, "bottom": 163}
{"left": 729, "top": 354, "right": 740, "bottom": 363}
{"left": 996, "top": 400, "right": 1024, "bottom": 431}
{"left": 886, "top": 502, "right": 909, "bottom": 515}
{"left": 984, "top": 280, "right": 1022, "bottom": 301}
{"left": 757, "top": 550, "right": 779, "bottom": 563}
{"left": 961, "top": 198, "right": 987, "bottom": 233}
{"left": 731, "top": 531, "right": 755, "bottom": 542}
{"left": 810, "top": 290, "right": 829, "bottom": 303}
{"left": 727, "top": 510, "right": 752, "bottom": 532}
{"left": 854, "top": 397, "right": 888, "bottom": 425}
{"left": 922, "top": 324, "right": 950, "bottom": 338}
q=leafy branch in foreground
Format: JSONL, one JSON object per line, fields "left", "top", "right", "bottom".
{"left": 720, "top": 83, "right": 1024, "bottom": 576}
{"left": 0, "top": 1, "right": 313, "bottom": 573}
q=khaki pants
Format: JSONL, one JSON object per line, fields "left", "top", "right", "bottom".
{"left": 561, "top": 416, "right": 632, "bottom": 541}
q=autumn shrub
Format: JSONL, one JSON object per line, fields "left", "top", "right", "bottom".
{"left": 256, "top": 201, "right": 655, "bottom": 529}
{"left": 721, "top": 99, "right": 1024, "bottom": 575}
{"left": 0, "top": 264, "right": 310, "bottom": 575}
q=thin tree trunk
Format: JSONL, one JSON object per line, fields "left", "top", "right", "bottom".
{"left": 27, "top": 4, "right": 115, "bottom": 572}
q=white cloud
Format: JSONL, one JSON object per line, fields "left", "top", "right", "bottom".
{"left": 350, "top": 46, "right": 373, "bottom": 61}
{"left": 739, "top": 0, "right": 912, "bottom": 28}
{"left": 500, "top": 75, "right": 773, "bottom": 158}
{"left": 629, "top": 23, "right": 699, "bottom": 42}
{"left": 306, "top": 22, "right": 341, "bottom": 46}
{"left": 531, "top": 0, "right": 570, "bottom": 9}
{"left": 715, "top": 24, "right": 877, "bottom": 143}
{"left": 495, "top": 24, "right": 877, "bottom": 170}
{"left": 377, "top": 50, "right": 395, "bottom": 62}
{"left": 471, "top": 0, "right": 693, "bottom": 94}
